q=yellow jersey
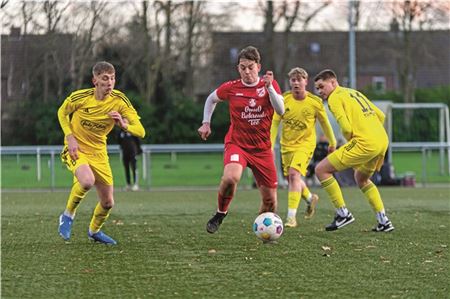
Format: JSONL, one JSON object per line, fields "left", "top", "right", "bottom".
{"left": 57, "top": 88, "right": 145, "bottom": 154}
{"left": 271, "top": 91, "right": 336, "bottom": 153}
{"left": 328, "top": 86, "right": 387, "bottom": 146}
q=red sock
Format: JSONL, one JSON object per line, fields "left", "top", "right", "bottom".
{"left": 218, "top": 193, "right": 233, "bottom": 213}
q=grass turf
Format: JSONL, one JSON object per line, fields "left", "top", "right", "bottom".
{"left": 1, "top": 187, "right": 449, "bottom": 298}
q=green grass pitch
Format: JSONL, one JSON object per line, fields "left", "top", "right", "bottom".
{"left": 1, "top": 187, "right": 449, "bottom": 298}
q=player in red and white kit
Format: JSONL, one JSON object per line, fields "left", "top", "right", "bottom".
{"left": 198, "top": 46, "right": 285, "bottom": 233}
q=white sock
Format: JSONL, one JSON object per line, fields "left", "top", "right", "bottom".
{"left": 376, "top": 211, "right": 388, "bottom": 225}
{"left": 336, "top": 207, "right": 349, "bottom": 217}
{"left": 63, "top": 210, "right": 75, "bottom": 220}
{"left": 287, "top": 208, "right": 297, "bottom": 218}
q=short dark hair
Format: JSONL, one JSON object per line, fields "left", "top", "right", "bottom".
{"left": 92, "top": 61, "right": 115, "bottom": 76}
{"left": 314, "top": 69, "right": 337, "bottom": 82}
{"left": 237, "top": 46, "right": 261, "bottom": 64}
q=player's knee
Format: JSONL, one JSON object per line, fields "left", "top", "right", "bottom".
{"left": 101, "top": 198, "right": 114, "bottom": 209}
{"left": 288, "top": 170, "right": 300, "bottom": 183}
{"left": 314, "top": 163, "right": 324, "bottom": 176}
{"left": 355, "top": 177, "right": 370, "bottom": 188}
{"left": 221, "top": 174, "right": 240, "bottom": 186}
{"left": 79, "top": 178, "right": 95, "bottom": 190}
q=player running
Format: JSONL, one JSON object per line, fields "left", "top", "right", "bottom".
{"left": 198, "top": 46, "right": 285, "bottom": 233}
{"left": 270, "top": 67, "right": 336, "bottom": 228}
{"left": 314, "top": 69, "right": 394, "bottom": 232}
{"left": 57, "top": 61, "right": 145, "bottom": 244}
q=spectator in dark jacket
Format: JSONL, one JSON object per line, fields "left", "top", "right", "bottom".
{"left": 118, "top": 119, "right": 143, "bottom": 191}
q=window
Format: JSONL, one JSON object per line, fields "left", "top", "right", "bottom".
{"left": 372, "top": 76, "right": 386, "bottom": 94}
{"left": 310, "top": 42, "right": 320, "bottom": 55}
{"left": 230, "top": 48, "right": 238, "bottom": 64}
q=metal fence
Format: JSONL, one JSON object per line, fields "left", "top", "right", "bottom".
{"left": 1, "top": 143, "right": 449, "bottom": 190}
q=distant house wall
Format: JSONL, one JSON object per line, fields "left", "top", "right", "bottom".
{"left": 208, "top": 30, "right": 450, "bottom": 94}
{"left": 1, "top": 27, "right": 73, "bottom": 139}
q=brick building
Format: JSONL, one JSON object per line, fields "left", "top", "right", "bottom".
{"left": 207, "top": 30, "right": 449, "bottom": 94}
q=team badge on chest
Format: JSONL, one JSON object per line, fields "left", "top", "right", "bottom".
{"left": 256, "top": 87, "right": 266, "bottom": 97}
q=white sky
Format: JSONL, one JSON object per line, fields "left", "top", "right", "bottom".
{"left": 1, "top": 0, "right": 449, "bottom": 35}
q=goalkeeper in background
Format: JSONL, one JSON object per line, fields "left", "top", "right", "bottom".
{"left": 57, "top": 61, "right": 145, "bottom": 244}
{"left": 314, "top": 69, "right": 394, "bottom": 232}
{"left": 270, "top": 67, "right": 336, "bottom": 228}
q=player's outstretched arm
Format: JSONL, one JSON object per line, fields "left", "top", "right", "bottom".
{"left": 198, "top": 90, "right": 221, "bottom": 141}
{"left": 264, "top": 71, "right": 284, "bottom": 115}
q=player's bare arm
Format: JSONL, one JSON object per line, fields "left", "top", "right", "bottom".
{"left": 328, "top": 145, "right": 336, "bottom": 154}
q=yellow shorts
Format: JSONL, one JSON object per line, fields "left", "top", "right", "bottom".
{"left": 327, "top": 139, "right": 387, "bottom": 176}
{"left": 60, "top": 146, "right": 113, "bottom": 185}
{"left": 281, "top": 150, "right": 313, "bottom": 177}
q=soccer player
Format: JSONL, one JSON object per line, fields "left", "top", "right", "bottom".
{"left": 270, "top": 67, "right": 336, "bottom": 228}
{"left": 57, "top": 61, "right": 145, "bottom": 244}
{"left": 198, "top": 46, "right": 285, "bottom": 233}
{"left": 314, "top": 69, "right": 394, "bottom": 232}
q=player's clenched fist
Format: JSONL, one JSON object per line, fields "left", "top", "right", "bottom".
{"left": 198, "top": 122, "right": 211, "bottom": 141}
{"left": 263, "top": 71, "right": 274, "bottom": 87}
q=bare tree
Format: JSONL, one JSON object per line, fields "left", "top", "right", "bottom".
{"left": 389, "top": 1, "right": 449, "bottom": 104}
{"left": 259, "top": 0, "right": 331, "bottom": 86}
{"left": 69, "top": 1, "right": 110, "bottom": 90}
{"left": 1, "top": 0, "right": 9, "bottom": 9}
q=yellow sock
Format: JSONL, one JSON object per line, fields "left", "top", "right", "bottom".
{"left": 89, "top": 203, "right": 112, "bottom": 233}
{"left": 361, "top": 182, "right": 385, "bottom": 213}
{"left": 288, "top": 191, "right": 301, "bottom": 210}
{"left": 65, "top": 181, "right": 89, "bottom": 217}
{"left": 301, "top": 186, "right": 312, "bottom": 201}
{"left": 320, "top": 177, "right": 346, "bottom": 208}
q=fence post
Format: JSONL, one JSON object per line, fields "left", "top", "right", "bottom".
{"left": 146, "top": 150, "right": 151, "bottom": 190}
{"left": 50, "top": 151, "right": 55, "bottom": 191}
{"left": 37, "top": 147, "right": 41, "bottom": 181}
{"left": 421, "top": 147, "right": 427, "bottom": 187}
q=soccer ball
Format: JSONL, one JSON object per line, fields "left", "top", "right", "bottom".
{"left": 253, "top": 212, "right": 283, "bottom": 242}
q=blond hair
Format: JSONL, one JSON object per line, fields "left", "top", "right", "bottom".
{"left": 288, "top": 67, "right": 308, "bottom": 79}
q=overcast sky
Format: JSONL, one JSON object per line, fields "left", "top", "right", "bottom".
{"left": 1, "top": 0, "right": 449, "bottom": 35}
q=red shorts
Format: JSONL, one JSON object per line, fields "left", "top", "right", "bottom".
{"left": 224, "top": 143, "right": 278, "bottom": 188}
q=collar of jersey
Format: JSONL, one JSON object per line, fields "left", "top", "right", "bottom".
{"left": 241, "top": 78, "right": 260, "bottom": 87}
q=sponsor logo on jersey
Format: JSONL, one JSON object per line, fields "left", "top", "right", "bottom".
{"left": 80, "top": 120, "right": 107, "bottom": 132}
{"left": 256, "top": 87, "right": 266, "bottom": 97}
{"left": 249, "top": 98, "right": 256, "bottom": 107}
{"left": 241, "top": 105, "right": 266, "bottom": 126}
{"left": 284, "top": 118, "right": 307, "bottom": 131}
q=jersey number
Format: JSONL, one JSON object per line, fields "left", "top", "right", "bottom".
{"left": 350, "top": 92, "right": 373, "bottom": 113}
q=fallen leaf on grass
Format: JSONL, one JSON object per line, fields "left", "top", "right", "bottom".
{"left": 380, "top": 256, "right": 391, "bottom": 263}
{"left": 207, "top": 249, "right": 216, "bottom": 254}
{"left": 112, "top": 219, "right": 124, "bottom": 225}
